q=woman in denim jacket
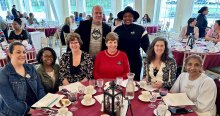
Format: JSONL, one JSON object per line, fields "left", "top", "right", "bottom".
{"left": 0, "top": 42, "right": 45, "bottom": 116}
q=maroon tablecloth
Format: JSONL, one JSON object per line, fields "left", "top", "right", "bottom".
{"left": 145, "top": 26, "right": 160, "bottom": 34}
{"left": 26, "top": 27, "right": 57, "bottom": 37}
{"left": 32, "top": 79, "right": 197, "bottom": 116}
{"left": 172, "top": 50, "right": 220, "bottom": 70}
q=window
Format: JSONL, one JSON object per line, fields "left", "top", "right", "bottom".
{"left": 21, "top": 0, "right": 28, "bottom": 12}
{"left": 0, "top": 0, "right": 9, "bottom": 11}
{"left": 70, "top": 0, "right": 76, "bottom": 14}
{"left": 30, "top": 0, "right": 46, "bottom": 19}
{"left": 192, "top": 0, "right": 220, "bottom": 27}
{"left": 159, "top": 0, "right": 177, "bottom": 31}
{"left": 123, "top": 0, "right": 134, "bottom": 8}
{"left": 85, "top": 0, "right": 111, "bottom": 16}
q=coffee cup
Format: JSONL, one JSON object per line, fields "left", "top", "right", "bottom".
{"left": 156, "top": 104, "right": 168, "bottom": 116}
{"left": 85, "top": 85, "right": 94, "bottom": 94}
{"left": 58, "top": 107, "right": 68, "bottom": 116}
{"left": 83, "top": 94, "right": 92, "bottom": 104}
{"left": 141, "top": 91, "right": 151, "bottom": 100}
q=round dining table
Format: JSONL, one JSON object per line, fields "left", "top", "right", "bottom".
{"left": 32, "top": 79, "right": 197, "bottom": 116}
{"left": 25, "top": 27, "right": 58, "bottom": 37}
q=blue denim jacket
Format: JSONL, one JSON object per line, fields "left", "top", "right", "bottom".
{"left": 0, "top": 63, "right": 45, "bottom": 116}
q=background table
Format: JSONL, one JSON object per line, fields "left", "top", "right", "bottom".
{"left": 32, "top": 79, "right": 197, "bottom": 116}
{"left": 145, "top": 25, "right": 160, "bottom": 34}
{"left": 26, "top": 27, "right": 58, "bottom": 37}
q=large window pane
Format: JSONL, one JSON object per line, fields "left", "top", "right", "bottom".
{"left": 85, "top": 0, "right": 112, "bottom": 16}
{"left": 30, "top": 0, "right": 45, "bottom": 19}
{"left": 70, "top": 0, "right": 76, "bottom": 14}
{"left": 159, "top": 0, "right": 177, "bottom": 31}
{"left": 192, "top": 0, "right": 220, "bottom": 27}
{"left": 123, "top": 0, "right": 134, "bottom": 8}
{"left": 0, "top": 0, "right": 9, "bottom": 11}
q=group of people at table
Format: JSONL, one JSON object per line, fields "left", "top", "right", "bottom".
{"left": 0, "top": 5, "right": 218, "bottom": 116}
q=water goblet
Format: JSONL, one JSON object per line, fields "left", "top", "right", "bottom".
{"left": 78, "top": 85, "right": 85, "bottom": 99}
{"left": 158, "top": 88, "right": 168, "bottom": 104}
{"left": 68, "top": 90, "right": 78, "bottom": 111}
{"left": 148, "top": 93, "right": 157, "bottom": 108}
{"left": 97, "top": 79, "right": 104, "bottom": 92}
{"left": 116, "top": 77, "right": 123, "bottom": 88}
{"left": 89, "top": 79, "right": 96, "bottom": 88}
{"left": 140, "top": 79, "right": 147, "bottom": 91}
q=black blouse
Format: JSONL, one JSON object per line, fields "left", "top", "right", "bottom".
{"left": 8, "top": 30, "right": 28, "bottom": 41}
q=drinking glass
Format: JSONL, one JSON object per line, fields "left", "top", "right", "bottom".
{"left": 140, "top": 80, "right": 146, "bottom": 91}
{"left": 78, "top": 85, "right": 85, "bottom": 99}
{"left": 116, "top": 77, "right": 123, "bottom": 87}
{"left": 68, "top": 90, "right": 78, "bottom": 111}
{"left": 89, "top": 79, "right": 96, "bottom": 87}
{"left": 158, "top": 88, "right": 168, "bottom": 104}
{"left": 97, "top": 79, "right": 104, "bottom": 92}
{"left": 149, "top": 93, "right": 157, "bottom": 108}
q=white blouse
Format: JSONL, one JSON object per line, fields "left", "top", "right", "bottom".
{"left": 149, "top": 62, "right": 166, "bottom": 83}
{"left": 170, "top": 73, "right": 217, "bottom": 116}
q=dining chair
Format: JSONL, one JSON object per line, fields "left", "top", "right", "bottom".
{"left": 206, "top": 66, "right": 220, "bottom": 78}
{"left": 0, "top": 58, "right": 7, "bottom": 67}
{"left": 58, "top": 30, "right": 67, "bottom": 57}
{"left": 181, "top": 52, "right": 207, "bottom": 72}
{"left": 214, "top": 79, "right": 220, "bottom": 115}
{"left": 26, "top": 50, "right": 37, "bottom": 64}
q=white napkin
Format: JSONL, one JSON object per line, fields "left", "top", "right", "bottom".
{"left": 163, "top": 93, "right": 195, "bottom": 106}
{"left": 59, "top": 82, "right": 85, "bottom": 93}
{"left": 94, "top": 94, "right": 104, "bottom": 104}
{"left": 32, "top": 93, "right": 64, "bottom": 108}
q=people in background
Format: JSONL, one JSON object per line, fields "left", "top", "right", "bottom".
{"left": 74, "top": 11, "right": 79, "bottom": 23}
{"left": 78, "top": 13, "right": 84, "bottom": 22}
{"left": 196, "top": 6, "right": 209, "bottom": 38}
{"left": 0, "top": 16, "right": 9, "bottom": 41}
{"left": 86, "top": 15, "right": 92, "bottom": 20}
{"left": 107, "top": 13, "right": 114, "bottom": 24}
{"left": 23, "top": 12, "right": 29, "bottom": 20}
{"left": 142, "top": 14, "right": 151, "bottom": 24}
{"left": 143, "top": 37, "right": 177, "bottom": 89}
{"left": 0, "top": 42, "right": 45, "bottom": 115}
{"left": 60, "top": 17, "right": 71, "bottom": 46}
{"left": 114, "top": 6, "right": 150, "bottom": 81}
{"left": 11, "top": 5, "right": 19, "bottom": 18}
{"left": 181, "top": 18, "right": 199, "bottom": 39}
{"left": 20, "top": 14, "right": 28, "bottom": 29}
{"left": 170, "top": 55, "right": 216, "bottom": 116}
{"left": 37, "top": 47, "right": 60, "bottom": 93}
{"left": 94, "top": 32, "right": 130, "bottom": 79}
{"left": 69, "top": 15, "right": 78, "bottom": 30}
{"left": 28, "top": 13, "right": 38, "bottom": 25}
{"left": 6, "top": 11, "right": 14, "bottom": 21}
{"left": 75, "top": 5, "right": 111, "bottom": 58}
{"left": 102, "top": 14, "right": 106, "bottom": 22}
{"left": 112, "top": 18, "right": 122, "bottom": 31}
{"left": 205, "top": 20, "right": 220, "bottom": 43}
{"left": 59, "top": 32, "right": 93, "bottom": 85}
{"left": 8, "top": 18, "right": 29, "bottom": 43}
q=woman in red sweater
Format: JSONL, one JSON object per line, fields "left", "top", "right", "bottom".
{"left": 94, "top": 32, "right": 130, "bottom": 79}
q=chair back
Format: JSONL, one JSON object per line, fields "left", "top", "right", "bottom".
{"left": 26, "top": 50, "right": 37, "bottom": 64}
{"left": 181, "top": 52, "right": 206, "bottom": 72}
{"left": 214, "top": 79, "right": 220, "bottom": 115}
{"left": 0, "top": 58, "right": 7, "bottom": 67}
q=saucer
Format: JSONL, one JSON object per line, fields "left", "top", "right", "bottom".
{"left": 55, "top": 99, "right": 71, "bottom": 107}
{"left": 56, "top": 111, "right": 72, "bottom": 116}
{"left": 84, "top": 89, "right": 97, "bottom": 95}
{"left": 81, "top": 98, "right": 96, "bottom": 106}
{"left": 138, "top": 95, "right": 150, "bottom": 102}
{"left": 153, "top": 109, "right": 171, "bottom": 116}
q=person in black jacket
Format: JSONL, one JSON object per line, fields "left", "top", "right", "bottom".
{"left": 114, "top": 6, "right": 150, "bottom": 81}
{"left": 196, "top": 6, "right": 209, "bottom": 38}
{"left": 11, "top": 5, "right": 19, "bottom": 18}
{"left": 75, "top": 5, "right": 111, "bottom": 58}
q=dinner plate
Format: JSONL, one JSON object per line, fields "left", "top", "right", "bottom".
{"left": 138, "top": 95, "right": 150, "bottom": 102}
{"left": 84, "top": 89, "right": 97, "bottom": 95}
{"left": 153, "top": 109, "right": 171, "bottom": 116}
{"left": 55, "top": 99, "right": 71, "bottom": 107}
{"left": 81, "top": 98, "right": 96, "bottom": 106}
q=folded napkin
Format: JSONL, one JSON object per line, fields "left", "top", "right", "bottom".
{"left": 32, "top": 93, "right": 64, "bottom": 108}
{"left": 59, "top": 82, "right": 85, "bottom": 93}
{"left": 163, "top": 93, "right": 195, "bottom": 106}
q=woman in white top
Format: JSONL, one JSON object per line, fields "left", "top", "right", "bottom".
{"left": 170, "top": 55, "right": 217, "bottom": 116}
{"left": 181, "top": 18, "right": 199, "bottom": 39}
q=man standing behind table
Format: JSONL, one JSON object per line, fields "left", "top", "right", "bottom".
{"left": 11, "top": 5, "right": 19, "bottom": 18}
{"left": 75, "top": 5, "right": 111, "bottom": 58}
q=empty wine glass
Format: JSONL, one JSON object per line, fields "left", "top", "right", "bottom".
{"left": 68, "top": 90, "right": 78, "bottom": 111}
{"left": 97, "top": 79, "right": 104, "bottom": 92}
{"left": 78, "top": 85, "right": 85, "bottom": 99}
{"left": 149, "top": 93, "right": 157, "bottom": 108}
{"left": 158, "top": 88, "right": 168, "bottom": 104}
{"left": 116, "top": 77, "right": 123, "bottom": 87}
{"left": 140, "top": 80, "right": 146, "bottom": 91}
{"left": 89, "top": 79, "right": 96, "bottom": 87}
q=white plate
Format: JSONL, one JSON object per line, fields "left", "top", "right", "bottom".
{"left": 56, "top": 111, "right": 72, "bottom": 116}
{"left": 153, "top": 109, "right": 171, "bottom": 116}
{"left": 81, "top": 98, "right": 96, "bottom": 106}
{"left": 138, "top": 95, "right": 150, "bottom": 102}
{"left": 55, "top": 100, "right": 71, "bottom": 107}
{"left": 84, "top": 89, "right": 97, "bottom": 95}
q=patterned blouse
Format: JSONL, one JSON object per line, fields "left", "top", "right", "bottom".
{"left": 59, "top": 51, "right": 93, "bottom": 84}
{"left": 143, "top": 57, "right": 177, "bottom": 89}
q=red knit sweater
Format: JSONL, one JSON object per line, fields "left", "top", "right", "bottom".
{"left": 94, "top": 50, "right": 130, "bottom": 79}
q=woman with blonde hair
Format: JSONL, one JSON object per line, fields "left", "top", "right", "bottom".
{"left": 60, "top": 17, "right": 72, "bottom": 45}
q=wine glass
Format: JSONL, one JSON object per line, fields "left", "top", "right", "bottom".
{"left": 148, "top": 93, "right": 157, "bottom": 108}
{"left": 68, "top": 90, "right": 78, "bottom": 111}
{"left": 78, "top": 85, "right": 85, "bottom": 99}
{"left": 158, "top": 88, "right": 168, "bottom": 104}
{"left": 116, "top": 77, "right": 123, "bottom": 87}
{"left": 97, "top": 79, "right": 104, "bottom": 92}
{"left": 89, "top": 79, "right": 96, "bottom": 87}
{"left": 140, "top": 80, "right": 146, "bottom": 91}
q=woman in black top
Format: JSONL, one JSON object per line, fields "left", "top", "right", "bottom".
{"left": 196, "top": 6, "right": 209, "bottom": 38}
{"left": 8, "top": 18, "right": 28, "bottom": 43}
{"left": 60, "top": 17, "right": 71, "bottom": 45}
